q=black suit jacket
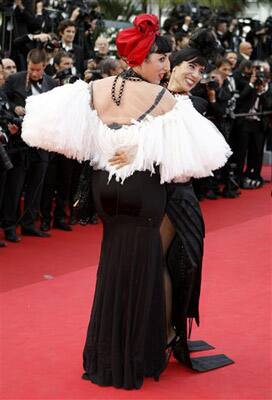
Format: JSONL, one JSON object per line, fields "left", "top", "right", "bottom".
{"left": 3, "top": 71, "right": 58, "bottom": 159}
{"left": 60, "top": 44, "right": 85, "bottom": 77}
{"left": 3, "top": 71, "right": 57, "bottom": 111}
{"left": 236, "top": 53, "right": 250, "bottom": 68}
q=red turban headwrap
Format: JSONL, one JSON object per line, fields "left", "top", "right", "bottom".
{"left": 116, "top": 14, "right": 160, "bottom": 67}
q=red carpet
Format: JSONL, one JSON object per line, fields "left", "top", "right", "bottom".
{"left": 1, "top": 167, "right": 271, "bottom": 399}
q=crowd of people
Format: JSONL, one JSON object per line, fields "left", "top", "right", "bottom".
{"left": 0, "top": 0, "right": 271, "bottom": 248}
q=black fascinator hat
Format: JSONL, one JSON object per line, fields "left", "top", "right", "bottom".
{"left": 170, "top": 28, "right": 220, "bottom": 70}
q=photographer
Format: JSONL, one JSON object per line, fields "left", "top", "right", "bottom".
{"left": 232, "top": 62, "right": 271, "bottom": 188}
{"left": 13, "top": 32, "right": 58, "bottom": 71}
{"left": 12, "top": 0, "right": 41, "bottom": 39}
{"left": 0, "top": 89, "right": 19, "bottom": 247}
{"left": 246, "top": 17, "right": 272, "bottom": 61}
{"left": 1, "top": 48, "right": 57, "bottom": 242}
{"left": 83, "top": 57, "right": 103, "bottom": 82}
{"left": 34, "top": 0, "right": 51, "bottom": 33}
{"left": 53, "top": 51, "right": 78, "bottom": 84}
{"left": 192, "top": 58, "right": 240, "bottom": 198}
{"left": 11, "top": 0, "right": 42, "bottom": 69}
{"left": 40, "top": 50, "right": 80, "bottom": 232}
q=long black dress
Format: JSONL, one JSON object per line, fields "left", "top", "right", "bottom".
{"left": 82, "top": 87, "right": 172, "bottom": 389}
{"left": 83, "top": 169, "right": 167, "bottom": 389}
{"left": 165, "top": 96, "right": 233, "bottom": 372}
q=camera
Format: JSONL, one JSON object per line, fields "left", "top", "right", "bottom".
{"left": 42, "top": 40, "right": 60, "bottom": 53}
{"left": 201, "top": 73, "right": 220, "bottom": 91}
{"left": 207, "top": 78, "right": 219, "bottom": 91}
{"left": 55, "top": 68, "right": 80, "bottom": 85}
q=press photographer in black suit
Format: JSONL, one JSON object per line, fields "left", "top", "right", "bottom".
{"left": 1, "top": 48, "right": 58, "bottom": 242}
{"left": 40, "top": 51, "right": 79, "bottom": 232}
{"left": 11, "top": 0, "right": 42, "bottom": 70}
{"left": 0, "top": 85, "right": 19, "bottom": 247}
{"left": 233, "top": 64, "right": 272, "bottom": 188}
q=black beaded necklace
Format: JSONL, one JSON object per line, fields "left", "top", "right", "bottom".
{"left": 111, "top": 68, "right": 147, "bottom": 106}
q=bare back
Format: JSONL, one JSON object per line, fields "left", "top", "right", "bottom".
{"left": 92, "top": 76, "right": 176, "bottom": 125}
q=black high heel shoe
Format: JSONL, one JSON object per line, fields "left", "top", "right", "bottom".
{"left": 165, "top": 334, "right": 180, "bottom": 364}
{"left": 153, "top": 335, "right": 180, "bottom": 382}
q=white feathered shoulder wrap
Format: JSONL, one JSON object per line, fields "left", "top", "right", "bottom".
{"left": 22, "top": 80, "right": 232, "bottom": 183}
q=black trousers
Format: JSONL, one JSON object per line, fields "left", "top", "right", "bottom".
{"left": 40, "top": 155, "right": 82, "bottom": 223}
{"left": 41, "top": 154, "right": 73, "bottom": 223}
{"left": 1, "top": 148, "right": 48, "bottom": 229}
{"left": 233, "top": 119, "right": 265, "bottom": 180}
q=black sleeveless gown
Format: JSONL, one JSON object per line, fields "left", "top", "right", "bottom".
{"left": 83, "top": 169, "right": 167, "bottom": 389}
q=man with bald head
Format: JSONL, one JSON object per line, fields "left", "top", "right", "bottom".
{"left": 237, "top": 41, "right": 253, "bottom": 66}
{"left": 2, "top": 59, "right": 17, "bottom": 81}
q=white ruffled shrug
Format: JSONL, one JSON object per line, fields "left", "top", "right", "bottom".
{"left": 21, "top": 80, "right": 232, "bottom": 183}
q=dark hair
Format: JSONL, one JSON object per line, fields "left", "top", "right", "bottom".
{"left": 174, "top": 31, "right": 189, "bottom": 42}
{"left": 58, "top": 19, "right": 76, "bottom": 35}
{"left": 148, "top": 35, "right": 172, "bottom": 56}
{"left": 238, "top": 59, "right": 252, "bottom": 71}
{"left": 100, "top": 57, "right": 119, "bottom": 76}
{"left": 27, "top": 48, "right": 47, "bottom": 64}
{"left": 215, "top": 20, "right": 227, "bottom": 30}
{"left": 216, "top": 58, "right": 232, "bottom": 68}
{"left": 170, "top": 28, "right": 219, "bottom": 70}
{"left": 54, "top": 50, "right": 73, "bottom": 66}
{"left": 163, "top": 17, "right": 178, "bottom": 33}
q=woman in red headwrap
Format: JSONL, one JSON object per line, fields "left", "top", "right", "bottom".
{"left": 22, "top": 14, "right": 232, "bottom": 389}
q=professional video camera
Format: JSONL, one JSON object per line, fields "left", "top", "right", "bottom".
{"left": 55, "top": 67, "right": 80, "bottom": 85}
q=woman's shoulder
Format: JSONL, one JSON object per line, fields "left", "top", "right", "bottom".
{"left": 148, "top": 85, "right": 176, "bottom": 114}
{"left": 92, "top": 76, "right": 115, "bottom": 90}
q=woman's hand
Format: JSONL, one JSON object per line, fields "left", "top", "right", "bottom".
{"left": 108, "top": 145, "right": 138, "bottom": 169}
{"left": 109, "top": 150, "right": 131, "bottom": 169}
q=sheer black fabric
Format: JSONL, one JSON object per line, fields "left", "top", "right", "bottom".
{"left": 166, "top": 181, "right": 204, "bottom": 365}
